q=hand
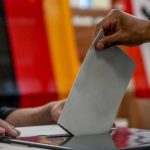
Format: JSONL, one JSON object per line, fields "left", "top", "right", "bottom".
{"left": 0, "top": 119, "right": 20, "bottom": 137}
{"left": 50, "top": 100, "right": 66, "bottom": 122}
{"left": 95, "top": 9, "right": 150, "bottom": 50}
{"left": 5, "top": 100, "right": 66, "bottom": 127}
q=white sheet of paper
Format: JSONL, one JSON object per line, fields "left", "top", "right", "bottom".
{"left": 58, "top": 30, "right": 135, "bottom": 136}
{"left": 17, "top": 125, "right": 68, "bottom": 137}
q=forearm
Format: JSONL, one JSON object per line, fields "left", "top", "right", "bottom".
{"left": 5, "top": 102, "right": 56, "bottom": 127}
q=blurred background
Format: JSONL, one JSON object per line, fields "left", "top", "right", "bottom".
{"left": 0, "top": 0, "right": 150, "bottom": 129}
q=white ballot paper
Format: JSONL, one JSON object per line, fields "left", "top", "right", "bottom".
{"left": 17, "top": 125, "right": 68, "bottom": 137}
{"left": 58, "top": 30, "right": 135, "bottom": 136}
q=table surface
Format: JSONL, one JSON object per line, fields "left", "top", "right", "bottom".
{"left": 59, "top": 127, "right": 150, "bottom": 150}
{"left": 1, "top": 127, "right": 150, "bottom": 150}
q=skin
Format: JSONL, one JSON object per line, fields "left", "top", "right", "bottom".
{"left": 95, "top": 9, "right": 150, "bottom": 50}
{"left": 0, "top": 100, "right": 66, "bottom": 137}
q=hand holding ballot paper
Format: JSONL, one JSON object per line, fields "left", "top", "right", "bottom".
{"left": 95, "top": 9, "right": 150, "bottom": 50}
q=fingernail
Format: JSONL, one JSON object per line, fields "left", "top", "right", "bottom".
{"left": 96, "top": 42, "right": 104, "bottom": 51}
{"left": 12, "top": 125, "right": 21, "bottom": 136}
{"left": 8, "top": 125, "right": 18, "bottom": 136}
{"left": 11, "top": 128, "right": 18, "bottom": 135}
{"left": 16, "top": 129, "right": 21, "bottom": 136}
{"left": 98, "top": 43, "right": 104, "bottom": 50}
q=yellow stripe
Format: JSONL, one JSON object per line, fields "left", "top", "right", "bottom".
{"left": 43, "top": 0, "right": 80, "bottom": 99}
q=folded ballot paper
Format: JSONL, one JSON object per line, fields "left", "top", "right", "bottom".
{"left": 58, "top": 30, "right": 135, "bottom": 136}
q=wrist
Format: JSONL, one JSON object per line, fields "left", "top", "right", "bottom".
{"left": 40, "top": 102, "right": 56, "bottom": 124}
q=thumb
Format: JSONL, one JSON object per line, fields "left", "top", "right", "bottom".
{"left": 95, "top": 33, "right": 120, "bottom": 51}
{"left": 51, "top": 100, "right": 66, "bottom": 122}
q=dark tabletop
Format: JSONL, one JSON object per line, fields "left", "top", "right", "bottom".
{"left": 17, "top": 127, "right": 150, "bottom": 150}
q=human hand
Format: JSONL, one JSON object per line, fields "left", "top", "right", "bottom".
{"left": 5, "top": 100, "right": 66, "bottom": 127}
{"left": 95, "top": 9, "right": 150, "bottom": 50}
{"left": 50, "top": 100, "right": 66, "bottom": 122}
{"left": 0, "top": 119, "right": 20, "bottom": 137}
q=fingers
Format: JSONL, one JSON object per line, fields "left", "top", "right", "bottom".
{"left": 51, "top": 107, "right": 60, "bottom": 122}
{"left": 94, "top": 9, "right": 146, "bottom": 49}
{"left": 0, "top": 119, "right": 20, "bottom": 137}
{"left": 51, "top": 100, "right": 66, "bottom": 122}
{"left": 93, "top": 9, "right": 120, "bottom": 38}
{"left": 9, "top": 124, "right": 21, "bottom": 136}
{"left": 93, "top": 17, "right": 110, "bottom": 39}
{"left": 93, "top": 9, "right": 124, "bottom": 50}
{"left": 95, "top": 32, "right": 122, "bottom": 50}
{"left": 0, "top": 127, "right": 5, "bottom": 135}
